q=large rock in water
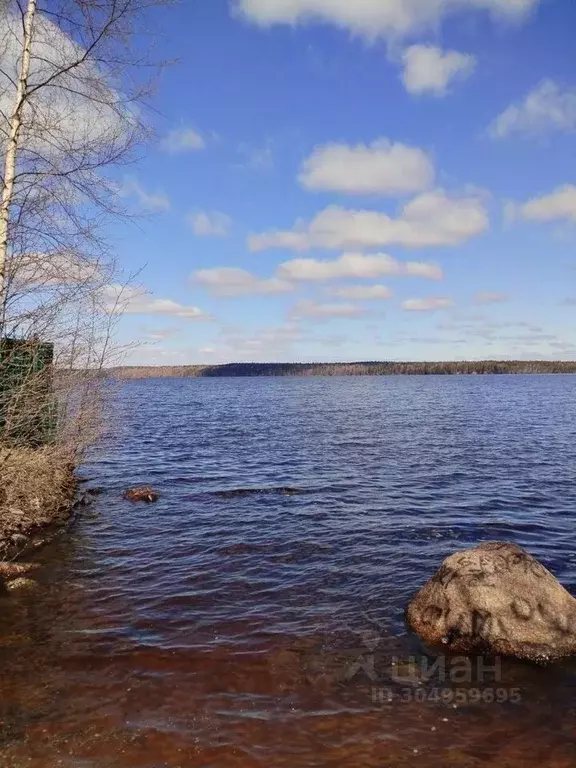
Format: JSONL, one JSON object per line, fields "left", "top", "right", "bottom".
{"left": 406, "top": 542, "right": 576, "bottom": 662}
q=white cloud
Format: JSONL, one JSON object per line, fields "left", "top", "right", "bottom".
{"left": 0, "top": 11, "right": 130, "bottom": 158}
{"left": 234, "top": 0, "right": 540, "bottom": 40}
{"left": 104, "top": 285, "right": 210, "bottom": 319}
{"left": 291, "top": 300, "right": 366, "bottom": 319}
{"left": 127, "top": 298, "right": 208, "bottom": 320}
{"left": 279, "top": 252, "right": 399, "bottom": 280}
{"left": 299, "top": 138, "right": 434, "bottom": 195}
{"left": 277, "top": 252, "right": 443, "bottom": 281}
{"left": 474, "top": 291, "right": 509, "bottom": 304}
{"left": 119, "top": 177, "right": 170, "bottom": 212}
{"left": 249, "top": 190, "right": 488, "bottom": 251}
{"left": 404, "top": 261, "right": 444, "bottom": 280}
{"left": 402, "top": 297, "right": 453, "bottom": 311}
{"left": 329, "top": 284, "right": 393, "bottom": 300}
{"left": 160, "top": 127, "right": 206, "bottom": 153}
{"left": 490, "top": 80, "right": 576, "bottom": 138}
{"left": 400, "top": 45, "right": 476, "bottom": 96}
{"left": 517, "top": 185, "right": 576, "bottom": 223}
{"left": 193, "top": 267, "right": 294, "bottom": 297}
{"left": 188, "top": 211, "right": 233, "bottom": 237}
{"left": 144, "top": 328, "right": 181, "bottom": 341}
{"left": 10, "top": 251, "right": 103, "bottom": 289}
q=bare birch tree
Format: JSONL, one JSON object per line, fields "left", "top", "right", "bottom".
{"left": 0, "top": 0, "right": 169, "bottom": 455}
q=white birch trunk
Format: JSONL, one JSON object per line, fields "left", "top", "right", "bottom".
{"left": 0, "top": 0, "right": 37, "bottom": 317}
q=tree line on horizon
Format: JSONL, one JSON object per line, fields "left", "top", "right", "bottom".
{"left": 112, "top": 360, "right": 576, "bottom": 379}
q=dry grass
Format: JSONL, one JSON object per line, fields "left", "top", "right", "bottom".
{"left": 0, "top": 447, "right": 75, "bottom": 558}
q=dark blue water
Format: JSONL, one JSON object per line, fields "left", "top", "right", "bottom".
{"left": 1, "top": 375, "right": 576, "bottom": 767}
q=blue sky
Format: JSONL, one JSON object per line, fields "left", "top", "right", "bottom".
{"left": 112, "top": 0, "right": 576, "bottom": 364}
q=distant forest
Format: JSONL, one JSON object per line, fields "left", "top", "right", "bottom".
{"left": 112, "top": 361, "right": 576, "bottom": 379}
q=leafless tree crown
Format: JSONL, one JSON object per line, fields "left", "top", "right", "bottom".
{"left": 0, "top": 0, "right": 169, "bottom": 455}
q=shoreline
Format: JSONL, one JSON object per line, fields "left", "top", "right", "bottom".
{"left": 0, "top": 449, "right": 79, "bottom": 586}
{"left": 111, "top": 361, "right": 576, "bottom": 379}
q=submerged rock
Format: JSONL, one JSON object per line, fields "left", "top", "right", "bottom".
{"left": 0, "top": 562, "right": 40, "bottom": 581}
{"left": 405, "top": 541, "right": 576, "bottom": 662}
{"left": 6, "top": 577, "right": 39, "bottom": 593}
{"left": 123, "top": 487, "right": 159, "bottom": 503}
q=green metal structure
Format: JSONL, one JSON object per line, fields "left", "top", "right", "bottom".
{"left": 0, "top": 338, "right": 57, "bottom": 447}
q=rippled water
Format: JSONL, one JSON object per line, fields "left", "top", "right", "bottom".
{"left": 1, "top": 375, "right": 576, "bottom": 767}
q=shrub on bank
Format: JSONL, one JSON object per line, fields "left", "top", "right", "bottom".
{"left": 0, "top": 447, "right": 75, "bottom": 559}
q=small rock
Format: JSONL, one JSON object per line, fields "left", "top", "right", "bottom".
{"left": 6, "top": 577, "right": 39, "bottom": 593}
{"left": 10, "top": 533, "right": 29, "bottom": 549}
{"left": 406, "top": 541, "right": 576, "bottom": 662}
{"left": 0, "top": 562, "right": 40, "bottom": 580}
{"left": 123, "top": 487, "right": 159, "bottom": 503}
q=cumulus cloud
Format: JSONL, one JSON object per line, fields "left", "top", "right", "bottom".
{"left": 193, "top": 267, "right": 294, "bottom": 297}
{"left": 126, "top": 298, "right": 209, "bottom": 320}
{"left": 474, "top": 291, "right": 509, "bottom": 304}
{"left": 299, "top": 138, "right": 434, "bottom": 195}
{"left": 160, "top": 127, "right": 206, "bottom": 153}
{"left": 277, "top": 252, "right": 443, "bottom": 281}
{"left": 0, "top": 10, "right": 130, "bottom": 159}
{"left": 249, "top": 190, "right": 488, "bottom": 252}
{"left": 119, "top": 176, "right": 170, "bottom": 212}
{"left": 103, "top": 285, "right": 210, "bottom": 320}
{"left": 328, "top": 284, "right": 393, "bottom": 300}
{"left": 405, "top": 261, "right": 444, "bottom": 280}
{"left": 517, "top": 185, "right": 576, "bottom": 223}
{"left": 234, "top": 0, "right": 540, "bottom": 40}
{"left": 400, "top": 45, "right": 476, "bottom": 96}
{"left": 290, "top": 300, "right": 366, "bottom": 319}
{"left": 402, "top": 297, "right": 453, "bottom": 311}
{"left": 188, "top": 211, "right": 233, "bottom": 237}
{"left": 10, "top": 250, "right": 104, "bottom": 290}
{"left": 489, "top": 80, "right": 576, "bottom": 138}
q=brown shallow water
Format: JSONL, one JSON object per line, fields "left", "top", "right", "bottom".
{"left": 1, "top": 376, "right": 576, "bottom": 767}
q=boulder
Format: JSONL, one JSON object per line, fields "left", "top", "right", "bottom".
{"left": 123, "top": 487, "right": 159, "bottom": 503}
{"left": 406, "top": 541, "right": 576, "bottom": 662}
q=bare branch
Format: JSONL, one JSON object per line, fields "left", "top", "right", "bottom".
{"left": 0, "top": 0, "right": 173, "bottom": 457}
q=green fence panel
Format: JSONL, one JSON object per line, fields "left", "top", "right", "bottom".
{"left": 0, "top": 338, "right": 57, "bottom": 447}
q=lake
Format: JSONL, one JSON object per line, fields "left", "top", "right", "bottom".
{"left": 1, "top": 375, "right": 576, "bottom": 767}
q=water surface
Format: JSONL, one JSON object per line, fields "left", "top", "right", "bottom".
{"left": 1, "top": 375, "right": 576, "bottom": 766}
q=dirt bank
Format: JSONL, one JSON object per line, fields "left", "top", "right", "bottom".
{"left": 0, "top": 448, "right": 77, "bottom": 566}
